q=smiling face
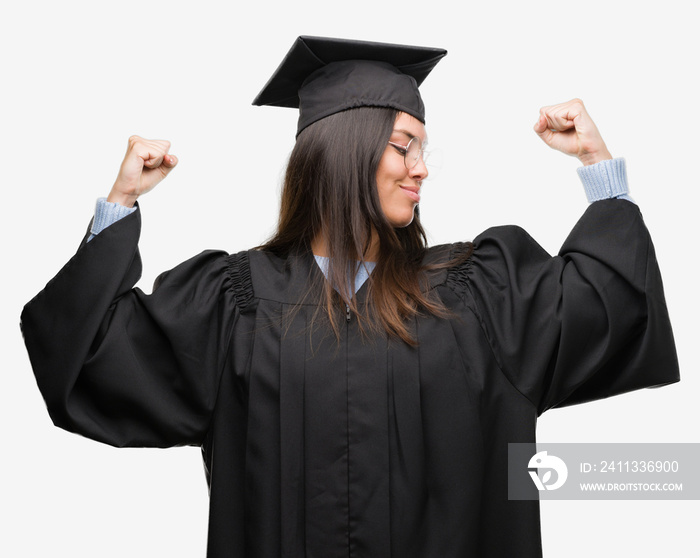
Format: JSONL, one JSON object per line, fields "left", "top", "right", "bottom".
{"left": 376, "top": 112, "right": 429, "bottom": 228}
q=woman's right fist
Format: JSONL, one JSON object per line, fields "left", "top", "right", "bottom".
{"left": 107, "top": 135, "right": 178, "bottom": 207}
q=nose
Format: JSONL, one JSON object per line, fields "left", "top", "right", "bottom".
{"left": 409, "top": 154, "right": 428, "bottom": 181}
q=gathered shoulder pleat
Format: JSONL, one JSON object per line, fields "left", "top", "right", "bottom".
{"left": 226, "top": 250, "right": 255, "bottom": 311}
{"left": 444, "top": 241, "right": 475, "bottom": 298}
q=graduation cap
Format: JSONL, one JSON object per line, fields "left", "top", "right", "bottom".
{"left": 252, "top": 36, "right": 447, "bottom": 136}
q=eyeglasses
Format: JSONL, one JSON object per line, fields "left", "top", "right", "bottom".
{"left": 387, "top": 137, "right": 428, "bottom": 170}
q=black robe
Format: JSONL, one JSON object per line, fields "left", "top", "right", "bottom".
{"left": 20, "top": 199, "right": 679, "bottom": 557}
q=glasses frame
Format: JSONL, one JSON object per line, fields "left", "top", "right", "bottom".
{"left": 387, "top": 137, "right": 427, "bottom": 170}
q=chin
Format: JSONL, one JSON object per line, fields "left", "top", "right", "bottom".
{"left": 389, "top": 207, "right": 417, "bottom": 228}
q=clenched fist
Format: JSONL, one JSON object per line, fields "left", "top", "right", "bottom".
{"left": 107, "top": 135, "right": 178, "bottom": 207}
{"left": 534, "top": 99, "right": 612, "bottom": 166}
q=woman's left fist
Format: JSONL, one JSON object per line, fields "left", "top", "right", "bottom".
{"left": 534, "top": 99, "right": 612, "bottom": 166}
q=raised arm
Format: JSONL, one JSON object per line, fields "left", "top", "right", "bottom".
{"left": 20, "top": 136, "right": 237, "bottom": 449}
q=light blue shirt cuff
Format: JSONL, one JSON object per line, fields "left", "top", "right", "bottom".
{"left": 576, "top": 157, "right": 635, "bottom": 204}
{"left": 87, "top": 198, "right": 137, "bottom": 242}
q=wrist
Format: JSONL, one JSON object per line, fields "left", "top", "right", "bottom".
{"left": 578, "top": 146, "right": 613, "bottom": 166}
{"left": 106, "top": 188, "right": 138, "bottom": 208}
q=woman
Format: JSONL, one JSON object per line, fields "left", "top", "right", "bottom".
{"left": 21, "top": 36, "right": 679, "bottom": 557}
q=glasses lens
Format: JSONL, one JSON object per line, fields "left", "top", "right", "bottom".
{"left": 405, "top": 137, "right": 422, "bottom": 169}
{"left": 423, "top": 147, "right": 442, "bottom": 180}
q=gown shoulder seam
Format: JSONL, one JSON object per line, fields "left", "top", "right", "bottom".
{"left": 443, "top": 241, "right": 475, "bottom": 296}
{"left": 225, "top": 250, "right": 255, "bottom": 309}
{"left": 441, "top": 243, "right": 541, "bottom": 412}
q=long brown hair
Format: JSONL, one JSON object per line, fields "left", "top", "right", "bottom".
{"left": 260, "top": 107, "right": 466, "bottom": 345}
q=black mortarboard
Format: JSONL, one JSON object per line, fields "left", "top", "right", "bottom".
{"left": 252, "top": 36, "right": 447, "bottom": 136}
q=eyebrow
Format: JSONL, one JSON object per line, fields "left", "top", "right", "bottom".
{"left": 393, "top": 128, "right": 428, "bottom": 144}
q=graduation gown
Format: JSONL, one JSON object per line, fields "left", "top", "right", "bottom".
{"left": 21, "top": 199, "right": 679, "bottom": 557}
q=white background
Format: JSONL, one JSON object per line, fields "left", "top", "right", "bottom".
{"left": 2, "top": 1, "right": 697, "bottom": 556}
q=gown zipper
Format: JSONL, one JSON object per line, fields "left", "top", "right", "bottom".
{"left": 346, "top": 303, "right": 351, "bottom": 323}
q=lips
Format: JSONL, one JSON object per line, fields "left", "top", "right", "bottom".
{"left": 399, "top": 185, "right": 421, "bottom": 203}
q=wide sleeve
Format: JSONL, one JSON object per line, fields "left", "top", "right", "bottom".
{"left": 20, "top": 206, "right": 238, "bottom": 448}
{"left": 462, "top": 199, "right": 679, "bottom": 415}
